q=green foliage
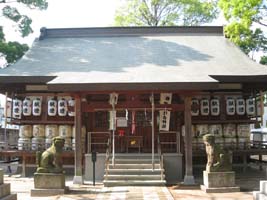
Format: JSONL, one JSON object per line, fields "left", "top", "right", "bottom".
{"left": 0, "top": 0, "right": 48, "bottom": 66}
{"left": 219, "top": 0, "right": 267, "bottom": 59}
{"left": 114, "top": 0, "right": 218, "bottom": 26}
{"left": 260, "top": 56, "right": 267, "bottom": 65}
{"left": 0, "top": 40, "right": 29, "bottom": 64}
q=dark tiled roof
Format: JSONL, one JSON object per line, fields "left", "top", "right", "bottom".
{"left": 1, "top": 26, "right": 266, "bottom": 88}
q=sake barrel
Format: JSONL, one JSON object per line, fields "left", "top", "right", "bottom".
{"left": 223, "top": 124, "right": 236, "bottom": 137}
{"left": 72, "top": 125, "right": 86, "bottom": 139}
{"left": 208, "top": 124, "right": 222, "bottom": 137}
{"left": 237, "top": 137, "right": 250, "bottom": 149}
{"left": 32, "top": 125, "right": 45, "bottom": 138}
{"left": 64, "top": 138, "right": 72, "bottom": 150}
{"left": 224, "top": 137, "right": 237, "bottom": 148}
{"left": 237, "top": 124, "right": 250, "bottom": 138}
{"left": 58, "top": 125, "right": 72, "bottom": 138}
{"left": 45, "top": 125, "right": 58, "bottom": 139}
{"left": 72, "top": 138, "right": 85, "bottom": 152}
{"left": 45, "top": 138, "right": 53, "bottom": 149}
{"left": 31, "top": 137, "right": 45, "bottom": 151}
{"left": 195, "top": 124, "right": 209, "bottom": 138}
{"left": 18, "top": 138, "right": 31, "bottom": 151}
{"left": 19, "top": 125, "right": 32, "bottom": 138}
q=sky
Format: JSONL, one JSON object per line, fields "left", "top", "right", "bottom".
{"left": 4, "top": 0, "right": 123, "bottom": 44}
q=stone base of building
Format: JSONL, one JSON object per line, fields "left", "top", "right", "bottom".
{"left": 201, "top": 185, "right": 240, "bottom": 193}
{"left": 34, "top": 173, "right": 65, "bottom": 189}
{"left": 31, "top": 188, "right": 68, "bottom": 197}
{"left": 201, "top": 170, "right": 240, "bottom": 193}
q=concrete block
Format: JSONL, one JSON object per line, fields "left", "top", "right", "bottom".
{"left": 201, "top": 185, "right": 240, "bottom": 193}
{"left": 203, "top": 171, "right": 236, "bottom": 188}
{"left": 253, "top": 191, "right": 267, "bottom": 200}
{"left": 1, "top": 194, "right": 17, "bottom": 200}
{"left": 34, "top": 173, "right": 65, "bottom": 189}
{"left": 260, "top": 181, "right": 267, "bottom": 194}
{"left": 0, "top": 183, "right": 11, "bottom": 198}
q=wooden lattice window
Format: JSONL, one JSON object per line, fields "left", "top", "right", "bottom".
{"left": 94, "top": 111, "right": 109, "bottom": 128}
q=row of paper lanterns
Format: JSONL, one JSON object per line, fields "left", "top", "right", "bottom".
{"left": 191, "top": 98, "right": 257, "bottom": 116}
{"left": 12, "top": 97, "right": 75, "bottom": 119}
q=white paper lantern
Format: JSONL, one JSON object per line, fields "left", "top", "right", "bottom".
{"left": 236, "top": 99, "right": 245, "bottom": 115}
{"left": 58, "top": 99, "right": 67, "bottom": 116}
{"left": 109, "top": 110, "right": 116, "bottom": 130}
{"left": 13, "top": 99, "right": 22, "bottom": 119}
{"left": 68, "top": 98, "right": 75, "bottom": 116}
{"left": 191, "top": 99, "right": 199, "bottom": 116}
{"left": 200, "top": 99, "right": 209, "bottom": 116}
{"left": 109, "top": 93, "right": 118, "bottom": 105}
{"left": 246, "top": 98, "right": 255, "bottom": 115}
{"left": 22, "top": 97, "right": 31, "bottom": 116}
{"left": 48, "top": 99, "right": 57, "bottom": 116}
{"left": 210, "top": 99, "right": 220, "bottom": 116}
{"left": 32, "top": 98, "right": 42, "bottom": 116}
{"left": 226, "top": 99, "right": 235, "bottom": 115}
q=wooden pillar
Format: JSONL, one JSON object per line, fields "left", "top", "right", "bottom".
{"left": 183, "top": 96, "right": 195, "bottom": 185}
{"left": 73, "top": 94, "right": 83, "bottom": 184}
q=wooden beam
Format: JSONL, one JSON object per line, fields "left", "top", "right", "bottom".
{"left": 82, "top": 102, "right": 185, "bottom": 112}
{"left": 183, "top": 96, "right": 195, "bottom": 185}
{"left": 73, "top": 94, "right": 83, "bottom": 184}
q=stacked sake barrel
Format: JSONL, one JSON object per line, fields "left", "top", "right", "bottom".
{"left": 59, "top": 125, "right": 72, "bottom": 150}
{"left": 209, "top": 124, "right": 223, "bottom": 148}
{"left": 223, "top": 124, "right": 237, "bottom": 149}
{"left": 45, "top": 125, "right": 59, "bottom": 149}
{"left": 72, "top": 126, "right": 86, "bottom": 153}
{"left": 237, "top": 124, "right": 250, "bottom": 149}
{"left": 31, "top": 125, "right": 45, "bottom": 151}
{"left": 18, "top": 125, "right": 32, "bottom": 151}
{"left": 195, "top": 124, "right": 209, "bottom": 150}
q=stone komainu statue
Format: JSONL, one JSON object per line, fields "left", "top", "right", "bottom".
{"left": 36, "top": 136, "right": 65, "bottom": 173}
{"left": 203, "top": 134, "right": 232, "bottom": 172}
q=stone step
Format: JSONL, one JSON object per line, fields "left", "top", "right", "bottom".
{"left": 103, "top": 180, "right": 166, "bottom": 187}
{"left": 108, "top": 163, "right": 161, "bottom": 169}
{"left": 109, "top": 159, "right": 160, "bottom": 164}
{"left": 104, "top": 174, "right": 165, "bottom": 180}
{"left": 105, "top": 168, "right": 164, "bottom": 175}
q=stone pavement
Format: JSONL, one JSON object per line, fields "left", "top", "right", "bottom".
{"left": 3, "top": 164, "right": 266, "bottom": 200}
{"left": 2, "top": 175, "right": 254, "bottom": 200}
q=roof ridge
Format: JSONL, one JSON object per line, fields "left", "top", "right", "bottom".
{"left": 39, "top": 26, "right": 224, "bottom": 40}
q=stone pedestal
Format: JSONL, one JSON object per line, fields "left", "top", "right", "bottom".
{"left": 0, "top": 169, "right": 17, "bottom": 200}
{"left": 253, "top": 181, "right": 267, "bottom": 200}
{"left": 201, "top": 171, "right": 240, "bottom": 193}
{"left": 31, "top": 173, "right": 68, "bottom": 197}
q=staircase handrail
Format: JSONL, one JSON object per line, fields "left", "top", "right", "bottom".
{"left": 157, "top": 134, "right": 164, "bottom": 181}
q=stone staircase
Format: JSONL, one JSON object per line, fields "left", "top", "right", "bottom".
{"left": 103, "top": 154, "right": 166, "bottom": 187}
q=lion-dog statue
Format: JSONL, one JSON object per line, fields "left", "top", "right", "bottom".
{"left": 203, "top": 134, "right": 232, "bottom": 172}
{"left": 36, "top": 136, "right": 65, "bottom": 173}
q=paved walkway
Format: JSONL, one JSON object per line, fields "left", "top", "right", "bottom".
{"left": 3, "top": 175, "right": 255, "bottom": 200}
{"left": 3, "top": 164, "right": 266, "bottom": 200}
